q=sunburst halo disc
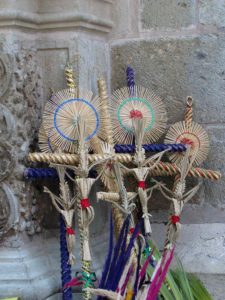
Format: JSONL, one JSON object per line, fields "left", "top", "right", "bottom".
{"left": 43, "top": 88, "right": 101, "bottom": 153}
{"left": 109, "top": 86, "right": 167, "bottom": 144}
{"left": 164, "top": 121, "right": 210, "bottom": 166}
{"left": 53, "top": 98, "right": 99, "bottom": 142}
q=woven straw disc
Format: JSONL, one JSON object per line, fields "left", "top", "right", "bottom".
{"left": 42, "top": 88, "right": 101, "bottom": 153}
{"left": 109, "top": 86, "right": 167, "bottom": 144}
{"left": 38, "top": 124, "right": 56, "bottom": 153}
{"left": 164, "top": 121, "right": 210, "bottom": 166}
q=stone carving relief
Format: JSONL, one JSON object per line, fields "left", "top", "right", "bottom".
{"left": 0, "top": 103, "right": 15, "bottom": 140}
{"left": 0, "top": 142, "right": 15, "bottom": 183}
{"left": 0, "top": 53, "right": 12, "bottom": 98}
{"left": 14, "top": 48, "right": 43, "bottom": 236}
{"left": 0, "top": 183, "right": 19, "bottom": 237}
{"left": 0, "top": 48, "right": 43, "bottom": 239}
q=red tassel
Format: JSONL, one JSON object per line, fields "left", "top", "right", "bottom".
{"left": 66, "top": 227, "right": 75, "bottom": 235}
{"left": 81, "top": 198, "right": 90, "bottom": 209}
{"left": 138, "top": 181, "right": 146, "bottom": 189}
{"left": 63, "top": 277, "right": 83, "bottom": 289}
{"left": 171, "top": 215, "right": 180, "bottom": 224}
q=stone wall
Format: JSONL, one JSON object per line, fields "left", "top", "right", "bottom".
{"left": 110, "top": 2, "right": 225, "bottom": 299}
{"left": 0, "top": 1, "right": 224, "bottom": 299}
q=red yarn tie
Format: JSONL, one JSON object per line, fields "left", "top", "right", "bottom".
{"left": 130, "top": 109, "right": 143, "bottom": 119}
{"left": 181, "top": 138, "right": 193, "bottom": 146}
{"left": 66, "top": 227, "right": 75, "bottom": 235}
{"left": 81, "top": 198, "right": 90, "bottom": 209}
{"left": 171, "top": 215, "right": 180, "bottom": 225}
{"left": 138, "top": 181, "right": 146, "bottom": 189}
{"left": 129, "top": 227, "right": 140, "bottom": 236}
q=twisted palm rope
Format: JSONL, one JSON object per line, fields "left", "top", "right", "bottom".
{"left": 185, "top": 96, "right": 193, "bottom": 129}
{"left": 65, "top": 64, "right": 76, "bottom": 89}
{"left": 98, "top": 79, "right": 114, "bottom": 145}
{"left": 28, "top": 153, "right": 221, "bottom": 180}
{"left": 76, "top": 189, "right": 84, "bottom": 264}
{"left": 82, "top": 260, "right": 92, "bottom": 300}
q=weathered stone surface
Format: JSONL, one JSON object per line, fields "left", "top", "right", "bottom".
{"left": 109, "top": 0, "right": 139, "bottom": 38}
{"left": 0, "top": 103, "right": 15, "bottom": 140}
{"left": 0, "top": 0, "right": 114, "bottom": 33}
{"left": 141, "top": 0, "right": 196, "bottom": 30}
{"left": 151, "top": 200, "right": 225, "bottom": 225}
{"left": 0, "top": 0, "right": 37, "bottom": 12}
{"left": 0, "top": 183, "right": 19, "bottom": 237}
{"left": 0, "top": 41, "right": 43, "bottom": 240}
{"left": 77, "top": 36, "right": 110, "bottom": 93}
{"left": 0, "top": 228, "right": 108, "bottom": 299}
{"left": 0, "top": 142, "right": 14, "bottom": 182}
{"left": 0, "top": 53, "right": 12, "bottom": 97}
{"left": 111, "top": 34, "right": 225, "bottom": 216}
{"left": 152, "top": 223, "right": 225, "bottom": 275}
{"left": 176, "top": 223, "right": 225, "bottom": 274}
{"left": 199, "top": 0, "right": 225, "bottom": 28}
{"left": 111, "top": 34, "right": 225, "bottom": 124}
{"left": 203, "top": 125, "right": 225, "bottom": 208}
{"left": 38, "top": 48, "right": 68, "bottom": 103}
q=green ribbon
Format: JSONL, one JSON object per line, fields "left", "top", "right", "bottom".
{"left": 81, "top": 271, "right": 97, "bottom": 289}
{"left": 143, "top": 246, "right": 156, "bottom": 262}
{"left": 143, "top": 246, "right": 152, "bottom": 258}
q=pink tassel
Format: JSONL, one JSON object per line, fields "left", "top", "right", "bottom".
{"left": 63, "top": 277, "right": 83, "bottom": 289}
{"left": 147, "top": 246, "right": 175, "bottom": 300}
{"left": 121, "top": 265, "right": 134, "bottom": 296}
{"left": 150, "top": 247, "right": 175, "bottom": 299}
{"left": 138, "top": 248, "right": 154, "bottom": 285}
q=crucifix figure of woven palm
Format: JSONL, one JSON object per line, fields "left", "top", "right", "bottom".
{"left": 26, "top": 64, "right": 221, "bottom": 300}
{"left": 106, "top": 84, "right": 170, "bottom": 236}
{"left": 39, "top": 66, "right": 115, "bottom": 300}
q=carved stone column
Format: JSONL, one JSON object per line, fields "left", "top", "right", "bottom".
{"left": 0, "top": 1, "right": 115, "bottom": 299}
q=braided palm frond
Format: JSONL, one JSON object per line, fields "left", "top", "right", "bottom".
{"left": 109, "top": 86, "right": 167, "bottom": 144}
{"left": 97, "top": 78, "right": 114, "bottom": 144}
{"left": 42, "top": 88, "right": 101, "bottom": 153}
{"left": 90, "top": 135, "right": 103, "bottom": 154}
{"left": 164, "top": 121, "right": 209, "bottom": 166}
{"left": 97, "top": 163, "right": 118, "bottom": 191}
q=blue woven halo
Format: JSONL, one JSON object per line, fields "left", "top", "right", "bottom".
{"left": 53, "top": 98, "right": 99, "bottom": 142}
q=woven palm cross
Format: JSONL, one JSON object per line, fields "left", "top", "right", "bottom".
{"left": 26, "top": 65, "right": 221, "bottom": 300}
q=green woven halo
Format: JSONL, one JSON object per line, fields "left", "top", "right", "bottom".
{"left": 109, "top": 86, "right": 167, "bottom": 144}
